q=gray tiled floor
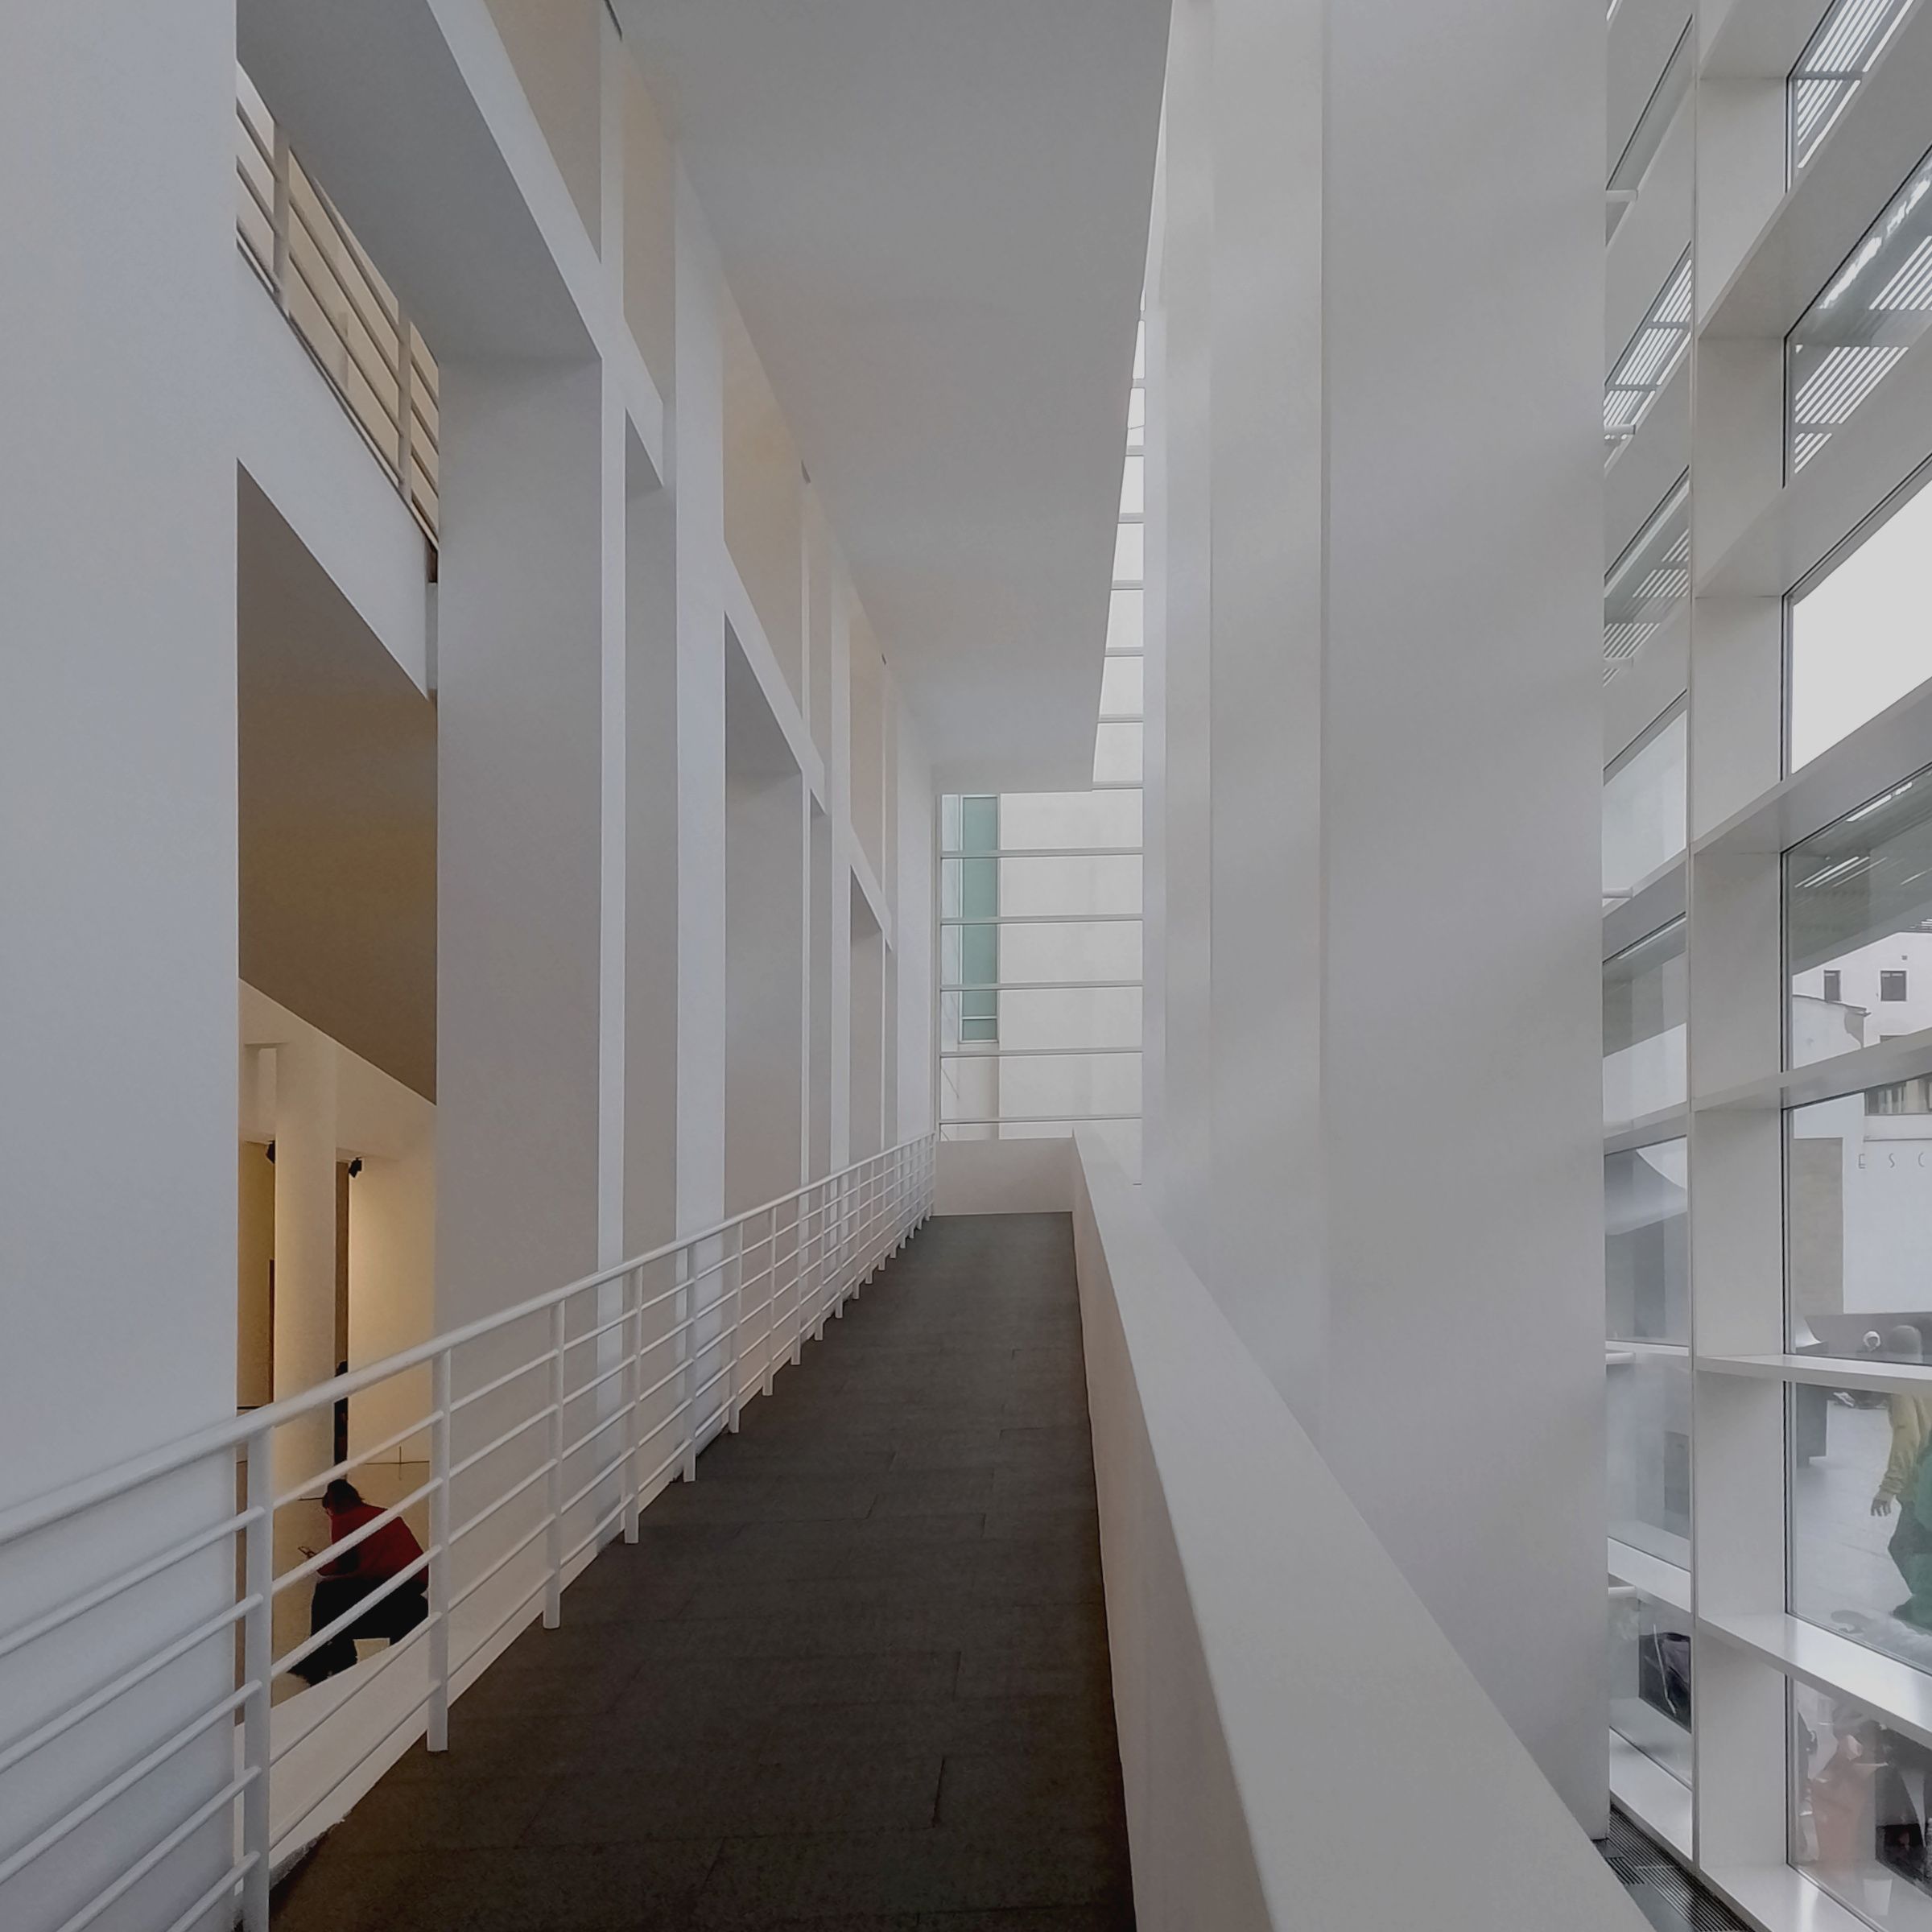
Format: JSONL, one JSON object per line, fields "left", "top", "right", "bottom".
{"left": 272, "top": 1212, "right": 1133, "bottom": 1930}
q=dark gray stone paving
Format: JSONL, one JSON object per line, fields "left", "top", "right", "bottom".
{"left": 273, "top": 1212, "right": 1133, "bottom": 1930}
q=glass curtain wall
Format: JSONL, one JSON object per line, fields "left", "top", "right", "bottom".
{"left": 1612, "top": 7, "right": 1932, "bottom": 1913}
{"left": 938, "top": 321, "right": 1146, "bottom": 1173}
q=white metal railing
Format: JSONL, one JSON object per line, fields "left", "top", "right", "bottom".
{"left": 234, "top": 70, "right": 440, "bottom": 543}
{"left": 0, "top": 1133, "right": 935, "bottom": 1932}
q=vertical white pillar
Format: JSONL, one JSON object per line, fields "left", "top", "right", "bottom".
{"left": 673, "top": 169, "right": 729, "bottom": 1234}
{"left": 1319, "top": 0, "right": 1605, "bottom": 1830}
{"left": 436, "top": 357, "right": 605, "bottom": 1329}
{"left": 272, "top": 1030, "right": 340, "bottom": 1492}
{"left": 0, "top": 0, "right": 237, "bottom": 1499}
{"left": 0, "top": 10, "right": 238, "bottom": 1926}
{"left": 828, "top": 576, "right": 856, "bottom": 1170}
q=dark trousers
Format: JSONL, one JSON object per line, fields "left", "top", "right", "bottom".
{"left": 293, "top": 1572, "right": 427, "bottom": 1686}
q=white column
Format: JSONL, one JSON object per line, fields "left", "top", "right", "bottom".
{"left": 1318, "top": 0, "right": 1606, "bottom": 1830}
{"left": 0, "top": 0, "right": 237, "bottom": 1498}
{"left": 271, "top": 1030, "right": 340, "bottom": 1492}
{"left": 436, "top": 357, "right": 606, "bottom": 1329}
{"left": 672, "top": 169, "right": 729, "bottom": 1234}
{"left": 1146, "top": 0, "right": 1607, "bottom": 1827}
{"left": 0, "top": 10, "right": 238, "bottom": 1927}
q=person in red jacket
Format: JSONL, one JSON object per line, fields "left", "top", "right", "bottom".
{"left": 291, "top": 1479, "right": 427, "bottom": 1686}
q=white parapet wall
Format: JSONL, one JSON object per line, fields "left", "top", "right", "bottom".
{"left": 935, "top": 1137, "right": 1074, "bottom": 1216}
{"left": 1070, "top": 1131, "right": 1647, "bottom": 1932}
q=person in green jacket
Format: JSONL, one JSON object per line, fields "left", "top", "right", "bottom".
{"left": 1870, "top": 1327, "right": 1932, "bottom": 1628}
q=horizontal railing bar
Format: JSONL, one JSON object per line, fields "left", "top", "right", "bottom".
{"left": 560, "top": 1405, "right": 633, "bottom": 1474}
{"left": 449, "top": 1518, "right": 551, "bottom": 1614}
{"left": 450, "top": 1349, "right": 551, "bottom": 1415}
{"left": 564, "top": 1493, "right": 630, "bottom": 1571}
{"left": 449, "top": 1405, "right": 555, "bottom": 1482}
{"left": 561, "top": 1356, "right": 632, "bottom": 1410}
{"left": 559, "top": 1301, "right": 641, "bottom": 1355}
{"left": 57, "top": 1765, "right": 257, "bottom": 1932}
{"left": 275, "top": 1550, "right": 433, "bottom": 1677}
{"left": 159, "top": 1855, "right": 257, "bottom": 1932}
{"left": 561, "top": 1439, "right": 634, "bottom": 1517}
{"left": 273, "top": 1476, "right": 438, "bottom": 1595}
{"left": 0, "top": 1682, "right": 254, "bottom": 1889}
{"left": 0, "top": 1509, "right": 257, "bottom": 1665}
{"left": 0, "top": 1132, "right": 931, "bottom": 1546}
{"left": 450, "top": 1460, "right": 555, "bottom": 1547}
{"left": 0, "top": 1593, "right": 258, "bottom": 1781}
{"left": 268, "top": 1613, "right": 436, "bottom": 1767}
{"left": 277, "top": 1410, "right": 443, "bottom": 1510}
{"left": 275, "top": 1678, "right": 436, "bottom": 1860}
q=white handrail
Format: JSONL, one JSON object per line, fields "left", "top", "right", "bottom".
{"left": 0, "top": 1131, "right": 936, "bottom": 1932}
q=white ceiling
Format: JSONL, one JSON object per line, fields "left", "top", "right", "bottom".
{"left": 616, "top": 0, "right": 1169, "bottom": 791}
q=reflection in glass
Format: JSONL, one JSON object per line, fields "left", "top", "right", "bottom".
{"left": 1790, "top": 0, "right": 1913, "bottom": 175}
{"left": 1604, "top": 711, "right": 1686, "bottom": 906}
{"left": 1787, "top": 767, "right": 1932, "bottom": 1067}
{"left": 1790, "top": 471, "right": 1932, "bottom": 770}
{"left": 1790, "top": 1376, "right": 1932, "bottom": 1673}
{"left": 1793, "top": 1682, "right": 1932, "bottom": 1927}
{"left": 1607, "top": 1141, "right": 1687, "bottom": 1344}
{"left": 1604, "top": 921, "right": 1686, "bottom": 1128}
{"left": 1609, "top": 1594, "right": 1690, "bottom": 1787}
{"left": 1788, "top": 139, "right": 1932, "bottom": 474}
{"left": 1604, "top": 481, "right": 1688, "bottom": 679}
{"left": 1608, "top": 1352, "right": 1690, "bottom": 1566}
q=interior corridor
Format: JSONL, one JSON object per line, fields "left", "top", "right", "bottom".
{"left": 270, "top": 1212, "right": 1133, "bottom": 1930}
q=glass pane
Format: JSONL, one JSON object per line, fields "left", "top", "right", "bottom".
{"left": 1608, "top": 1594, "right": 1691, "bottom": 1787}
{"left": 1792, "top": 1682, "right": 1932, "bottom": 1926}
{"left": 1788, "top": 139, "right": 1932, "bottom": 473}
{"left": 1113, "top": 523, "right": 1144, "bottom": 587}
{"left": 1607, "top": 1352, "right": 1691, "bottom": 1566}
{"left": 1604, "top": 919, "right": 1686, "bottom": 1128}
{"left": 1791, "top": 473, "right": 1932, "bottom": 771}
{"left": 1789, "top": 1088, "right": 1932, "bottom": 1359}
{"left": 1607, "top": 1141, "right": 1687, "bottom": 1344}
{"left": 1604, "top": 711, "right": 1686, "bottom": 906}
{"left": 1786, "top": 765, "right": 1932, "bottom": 1068}
{"left": 1790, "top": 0, "right": 1913, "bottom": 174}
{"left": 1791, "top": 1377, "right": 1932, "bottom": 1668}
{"left": 1604, "top": 481, "right": 1689, "bottom": 677}
{"left": 1120, "top": 454, "right": 1144, "bottom": 517}
{"left": 960, "top": 795, "right": 997, "bottom": 855}
{"left": 1107, "top": 588, "right": 1144, "bottom": 655}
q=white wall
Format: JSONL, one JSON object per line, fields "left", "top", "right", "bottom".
{"left": 1073, "top": 1135, "right": 1648, "bottom": 1932}
{"left": 895, "top": 704, "right": 937, "bottom": 1138}
{"left": 0, "top": 9, "right": 240, "bottom": 1927}
{"left": 1146, "top": 0, "right": 1607, "bottom": 1828}
{"left": 936, "top": 1138, "right": 1073, "bottom": 1216}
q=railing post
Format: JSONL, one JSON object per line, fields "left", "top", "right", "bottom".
{"left": 678, "top": 1248, "right": 698, "bottom": 1483}
{"left": 427, "top": 1350, "right": 452, "bottom": 1749}
{"left": 240, "top": 1428, "right": 274, "bottom": 1932}
{"left": 624, "top": 1266, "right": 644, "bottom": 1542}
{"left": 762, "top": 1209, "right": 779, "bottom": 1398}
{"left": 270, "top": 126, "right": 291, "bottom": 315}
{"left": 545, "top": 1300, "right": 566, "bottom": 1628}
{"left": 727, "top": 1220, "right": 745, "bottom": 1434}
